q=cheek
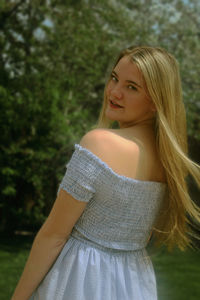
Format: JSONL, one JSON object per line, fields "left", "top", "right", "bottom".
{"left": 106, "top": 82, "right": 112, "bottom": 94}
{"left": 106, "top": 88, "right": 113, "bottom": 102}
{"left": 126, "top": 99, "right": 146, "bottom": 113}
{"left": 105, "top": 86, "right": 111, "bottom": 103}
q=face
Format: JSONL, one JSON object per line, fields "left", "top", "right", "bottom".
{"left": 105, "top": 55, "right": 155, "bottom": 128}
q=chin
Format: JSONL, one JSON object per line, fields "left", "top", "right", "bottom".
{"left": 105, "top": 110, "right": 117, "bottom": 121}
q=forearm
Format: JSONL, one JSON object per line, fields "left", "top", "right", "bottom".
{"left": 11, "top": 232, "right": 67, "bottom": 300}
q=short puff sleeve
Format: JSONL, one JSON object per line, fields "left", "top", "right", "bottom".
{"left": 57, "top": 144, "right": 99, "bottom": 202}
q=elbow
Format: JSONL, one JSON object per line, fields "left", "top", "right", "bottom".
{"left": 35, "top": 229, "right": 69, "bottom": 249}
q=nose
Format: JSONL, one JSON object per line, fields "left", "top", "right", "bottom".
{"left": 110, "top": 85, "right": 123, "bottom": 100}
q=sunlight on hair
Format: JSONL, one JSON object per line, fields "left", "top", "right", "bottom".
{"left": 95, "top": 46, "right": 200, "bottom": 251}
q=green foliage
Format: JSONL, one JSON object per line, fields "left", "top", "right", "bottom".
{"left": 0, "top": 0, "right": 200, "bottom": 232}
{"left": 0, "top": 1, "right": 71, "bottom": 232}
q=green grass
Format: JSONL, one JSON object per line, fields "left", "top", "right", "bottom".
{"left": 0, "top": 235, "right": 200, "bottom": 300}
{"left": 152, "top": 247, "right": 200, "bottom": 300}
{"left": 0, "top": 235, "right": 34, "bottom": 300}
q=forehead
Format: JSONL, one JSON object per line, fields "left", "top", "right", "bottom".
{"left": 114, "top": 56, "right": 140, "bottom": 74}
{"left": 114, "top": 56, "right": 144, "bottom": 84}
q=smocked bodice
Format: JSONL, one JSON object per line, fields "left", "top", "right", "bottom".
{"left": 58, "top": 144, "right": 166, "bottom": 251}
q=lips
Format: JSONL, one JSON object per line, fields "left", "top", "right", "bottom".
{"left": 110, "top": 100, "right": 123, "bottom": 108}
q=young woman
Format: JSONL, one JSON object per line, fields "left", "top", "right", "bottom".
{"left": 11, "top": 46, "right": 200, "bottom": 300}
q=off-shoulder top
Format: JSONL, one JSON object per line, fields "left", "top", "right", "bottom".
{"left": 58, "top": 144, "right": 167, "bottom": 251}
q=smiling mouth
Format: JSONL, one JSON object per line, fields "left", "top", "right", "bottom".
{"left": 110, "top": 100, "right": 123, "bottom": 108}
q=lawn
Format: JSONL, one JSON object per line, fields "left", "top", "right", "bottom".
{"left": 152, "top": 247, "right": 200, "bottom": 300}
{"left": 0, "top": 235, "right": 199, "bottom": 300}
{"left": 0, "top": 234, "right": 34, "bottom": 300}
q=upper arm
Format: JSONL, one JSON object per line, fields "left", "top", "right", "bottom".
{"left": 38, "top": 189, "right": 87, "bottom": 241}
{"left": 39, "top": 129, "right": 138, "bottom": 241}
{"left": 38, "top": 131, "right": 103, "bottom": 241}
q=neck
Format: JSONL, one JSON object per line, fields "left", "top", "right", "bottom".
{"left": 118, "top": 117, "right": 156, "bottom": 130}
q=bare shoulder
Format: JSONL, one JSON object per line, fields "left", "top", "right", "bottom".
{"left": 79, "top": 128, "right": 140, "bottom": 174}
{"left": 80, "top": 129, "right": 113, "bottom": 156}
{"left": 79, "top": 128, "right": 166, "bottom": 183}
{"left": 80, "top": 128, "right": 114, "bottom": 148}
{"left": 80, "top": 128, "right": 139, "bottom": 154}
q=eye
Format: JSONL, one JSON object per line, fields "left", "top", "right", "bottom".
{"left": 128, "top": 85, "right": 137, "bottom": 91}
{"left": 110, "top": 74, "right": 118, "bottom": 82}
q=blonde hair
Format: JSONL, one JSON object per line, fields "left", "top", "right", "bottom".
{"left": 95, "top": 46, "right": 200, "bottom": 251}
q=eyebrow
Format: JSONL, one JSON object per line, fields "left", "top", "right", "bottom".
{"left": 112, "top": 70, "right": 142, "bottom": 88}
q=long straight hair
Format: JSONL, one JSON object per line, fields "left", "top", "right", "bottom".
{"left": 95, "top": 46, "right": 200, "bottom": 251}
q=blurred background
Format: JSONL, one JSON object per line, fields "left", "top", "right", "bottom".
{"left": 0, "top": 0, "right": 199, "bottom": 299}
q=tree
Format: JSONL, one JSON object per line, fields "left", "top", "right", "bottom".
{"left": 0, "top": 0, "right": 199, "bottom": 233}
{"left": 0, "top": 0, "right": 70, "bottom": 232}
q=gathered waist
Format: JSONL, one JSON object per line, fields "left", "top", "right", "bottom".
{"left": 70, "top": 228, "right": 147, "bottom": 257}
